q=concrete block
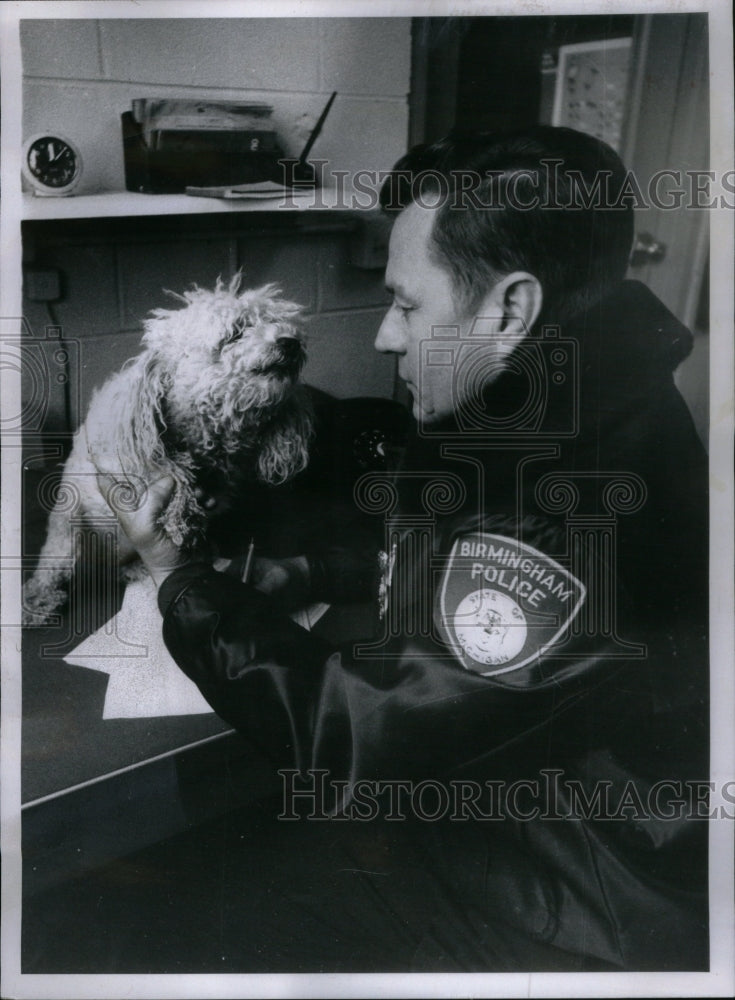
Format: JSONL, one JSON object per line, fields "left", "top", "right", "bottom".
{"left": 99, "top": 19, "right": 320, "bottom": 91}
{"left": 318, "top": 230, "right": 390, "bottom": 312}
{"left": 303, "top": 309, "right": 395, "bottom": 399}
{"left": 308, "top": 97, "right": 409, "bottom": 181}
{"left": 236, "top": 234, "right": 319, "bottom": 312}
{"left": 33, "top": 245, "right": 120, "bottom": 341}
{"left": 21, "top": 19, "right": 102, "bottom": 80}
{"left": 118, "top": 238, "right": 233, "bottom": 329}
{"left": 320, "top": 19, "right": 411, "bottom": 96}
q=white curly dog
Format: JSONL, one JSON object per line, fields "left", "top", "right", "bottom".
{"left": 23, "top": 275, "right": 313, "bottom": 625}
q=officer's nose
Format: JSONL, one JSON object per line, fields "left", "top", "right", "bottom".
{"left": 374, "top": 308, "right": 405, "bottom": 355}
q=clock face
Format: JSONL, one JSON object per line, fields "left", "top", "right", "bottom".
{"left": 453, "top": 588, "right": 527, "bottom": 667}
{"left": 23, "top": 135, "right": 81, "bottom": 194}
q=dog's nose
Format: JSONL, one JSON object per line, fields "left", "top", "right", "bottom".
{"left": 275, "top": 337, "right": 304, "bottom": 361}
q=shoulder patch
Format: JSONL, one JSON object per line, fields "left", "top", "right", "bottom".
{"left": 435, "top": 533, "right": 585, "bottom": 676}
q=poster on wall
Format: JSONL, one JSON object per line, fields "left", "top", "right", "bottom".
{"left": 550, "top": 37, "right": 632, "bottom": 150}
{"left": 1, "top": 2, "right": 733, "bottom": 999}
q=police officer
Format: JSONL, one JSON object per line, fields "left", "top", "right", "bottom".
{"left": 95, "top": 126, "right": 709, "bottom": 972}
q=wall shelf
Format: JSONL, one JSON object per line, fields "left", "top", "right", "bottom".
{"left": 21, "top": 185, "right": 373, "bottom": 222}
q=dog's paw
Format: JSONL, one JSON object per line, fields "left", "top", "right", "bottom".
{"left": 121, "top": 560, "right": 150, "bottom": 583}
{"left": 160, "top": 502, "right": 201, "bottom": 549}
{"left": 21, "top": 580, "right": 66, "bottom": 626}
{"left": 22, "top": 607, "right": 56, "bottom": 627}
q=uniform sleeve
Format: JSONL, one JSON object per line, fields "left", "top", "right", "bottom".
{"left": 157, "top": 553, "right": 624, "bottom": 791}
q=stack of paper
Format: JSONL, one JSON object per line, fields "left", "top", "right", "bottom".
{"left": 131, "top": 98, "right": 273, "bottom": 146}
{"left": 186, "top": 181, "right": 313, "bottom": 200}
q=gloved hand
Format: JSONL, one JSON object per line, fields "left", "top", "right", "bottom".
{"left": 218, "top": 553, "right": 312, "bottom": 609}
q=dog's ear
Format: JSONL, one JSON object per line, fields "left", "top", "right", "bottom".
{"left": 257, "top": 394, "right": 314, "bottom": 485}
{"left": 111, "top": 356, "right": 171, "bottom": 474}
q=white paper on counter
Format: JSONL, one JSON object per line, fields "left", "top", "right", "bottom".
{"left": 65, "top": 575, "right": 329, "bottom": 720}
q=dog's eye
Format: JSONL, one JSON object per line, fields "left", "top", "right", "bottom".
{"left": 222, "top": 319, "right": 250, "bottom": 348}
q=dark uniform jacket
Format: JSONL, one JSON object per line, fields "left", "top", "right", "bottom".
{"left": 158, "top": 280, "right": 709, "bottom": 971}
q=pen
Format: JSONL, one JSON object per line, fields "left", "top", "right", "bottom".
{"left": 242, "top": 537, "right": 255, "bottom": 584}
{"left": 298, "top": 91, "right": 337, "bottom": 167}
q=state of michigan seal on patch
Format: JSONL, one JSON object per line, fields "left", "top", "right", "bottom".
{"left": 436, "top": 533, "right": 586, "bottom": 676}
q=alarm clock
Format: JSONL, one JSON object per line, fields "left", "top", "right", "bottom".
{"left": 22, "top": 133, "right": 83, "bottom": 197}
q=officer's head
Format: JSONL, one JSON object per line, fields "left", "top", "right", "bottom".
{"left": 374, "top": 126, "right": 634, "bottom": 425}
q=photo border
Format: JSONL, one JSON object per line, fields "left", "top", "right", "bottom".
{"left": 2, "top": 2, "right": 733, "bottom": 997}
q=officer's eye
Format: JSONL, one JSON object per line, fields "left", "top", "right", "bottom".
{"left": 386, "top": 285, "right": 415, "bottom": 316}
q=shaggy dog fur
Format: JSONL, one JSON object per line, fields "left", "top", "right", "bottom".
{"left": 23, "top": 276, "right": 313, "bottom": 625}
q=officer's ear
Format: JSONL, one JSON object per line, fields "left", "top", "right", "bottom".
{"left": 479, "top": 271, "right": 543, "bottom": 349}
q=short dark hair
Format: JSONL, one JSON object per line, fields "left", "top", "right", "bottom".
{"left": 379, "top": 126, "right": 635, "bottom": 325}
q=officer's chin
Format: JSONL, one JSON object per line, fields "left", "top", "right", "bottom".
{"left": 412, "top": 398, "right": 448, "bottom": 428}
{"left": 406, "top": 382, "right": 448, "bottom": 426}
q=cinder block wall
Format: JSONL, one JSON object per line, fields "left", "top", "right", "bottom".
{"left": 20, "top": 18, "right": 411, "bottom": 431}
{"left": 21, "top": 18, "right": 411, "bottom": 195}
